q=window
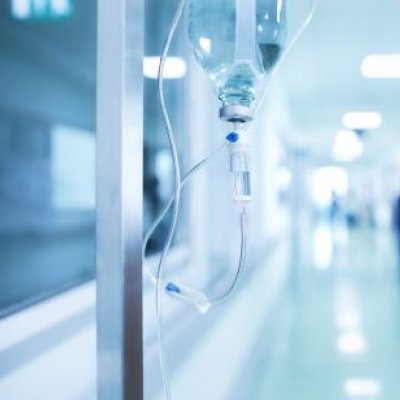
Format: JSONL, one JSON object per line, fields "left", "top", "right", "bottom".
{"left": 52, "top": 125, "right": 95, "bottom": 211}
{"left": 0, "top": 1, "right": 96, "bottom": 317}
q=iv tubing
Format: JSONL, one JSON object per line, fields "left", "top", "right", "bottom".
{"left": 142, "top": 141, "right": 228, "bottom": 279}
{"left": 143, "top": 140, "right": 248, "bottom": 312}
{"left": 153, "top": 1, "right": 317, "bottom": 398}
{"left": 156, "top": 0, "right": 187, "bottom": 398}
{"left": 208, "top": 208, "right": 248, "bottom": 306}
{"left": 166, "top": 206, "right": 249, "bottom": 312}
{"left": 145, "top": 198, "right": 248, "bottom": 313}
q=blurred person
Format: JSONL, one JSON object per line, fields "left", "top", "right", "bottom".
{"left": 392, "top": 193, "right": 400, "bottom": 264}
{"left": 364, "top": 186, "right": 376, "bottom": 227}
{"left": 345, "top": 191, "right": 359, "bottom": 228}
{"left": 329, "top": 191, "right": 341, "bottom": 223}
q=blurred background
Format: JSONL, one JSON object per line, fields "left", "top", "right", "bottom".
{"left": 1, "top": 0, "right": 400, "bottom": 399}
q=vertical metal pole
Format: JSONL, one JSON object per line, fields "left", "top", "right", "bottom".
{"left": 97, "top": 0, "right": 144, "bottom": 399}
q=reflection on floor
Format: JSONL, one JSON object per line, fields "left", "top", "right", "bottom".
{"left": 242, "top": 222, "right": 400, "bottom": 400}
{"left": 2, "top": 221, "right": 400, "bottom": 400}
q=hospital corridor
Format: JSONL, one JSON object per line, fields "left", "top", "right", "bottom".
{"left": 1, "top": 0, "right": 400, "bottom": 399}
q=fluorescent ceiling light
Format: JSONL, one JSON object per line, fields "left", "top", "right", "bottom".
{"left": 361, "top": 54, "right": 400, "bottom": 78}
{"left": 337, "top": 333, "right": 366, "bottom": 355}
{"left": 343, "top": 112, "right": 382, "bottom": 130}
{"left": 12, "top": 0, "right": 73, "bottom": 20}
{"left": 51, "top": 0, "right": 71, "bottom": 16}
{"left": 333, "top": 130, "right": 364, "bottom": 162}
{"left": 143, "top": 57, "right": 187, "bottom": 79}
{"left": 12, "top": 0, "right": 31, "bottom": 18}
{"left": 344, "top": 379, "right": 381, "bottom": 397}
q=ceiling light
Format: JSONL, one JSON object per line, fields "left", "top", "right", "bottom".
{"left": 344, "top": 379, "right": 381, "bottom": 397}
{"left": 361, "top": 54, "right": 400, "bottom": 78}
{"left": 333, "top": 130, "right": 364, "bottom": 162}
{"left": 11, "top": 0, "right": 73, "bottom": 20}
{"left": 12, "top": 0, "right": 31, "bottom": 19}
{"left": 337, "top": 333, "right": 366, "bottom": 355}
{"left": 342, "top": 112, "right": 382, "bottom": 130}
{"left": 143, "top": 57, "right": 187, "bottom": 79}
{"left": 51, "top": 0, "right": 71, "bottom": 16}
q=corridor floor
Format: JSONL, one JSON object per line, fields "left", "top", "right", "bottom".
{"left": 243, "top": 223, "right": 400, "bottom": 400}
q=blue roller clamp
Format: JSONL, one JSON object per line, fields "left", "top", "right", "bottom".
{"left": 166, "top": 282, "right": 181, "bottom": 294}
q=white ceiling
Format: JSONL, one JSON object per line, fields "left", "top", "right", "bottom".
{"left": 274, "top": 0, "right": 400, "bottom": 166}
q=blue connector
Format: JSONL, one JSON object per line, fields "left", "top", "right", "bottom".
{"left": 226, "top": 132, "right": 239, "bottom": 143}
{"left": 166, "top": 282, "right": 181, "bottom": 294}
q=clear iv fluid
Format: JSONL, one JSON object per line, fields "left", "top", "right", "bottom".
{"left": 259, "top": 43, "right": 283, "bottom": 71}
{"left": 189, "top": 0, "right": 286, "bottom": 108}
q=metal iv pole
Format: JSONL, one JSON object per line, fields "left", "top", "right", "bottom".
{"left": 97, "top": 0, "right": 144, "bottom": 399}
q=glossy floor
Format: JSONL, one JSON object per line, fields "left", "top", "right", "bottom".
{"left": 243, "top": 222, "right": 400, "bottom": 400}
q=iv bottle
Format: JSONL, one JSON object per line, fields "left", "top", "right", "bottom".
{"left": 189, "top": 0, "right": 287, "bottom": 119}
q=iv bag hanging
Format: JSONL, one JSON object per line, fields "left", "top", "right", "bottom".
{"left": 188, "top": 0, "right": 313, "bottom": 120}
